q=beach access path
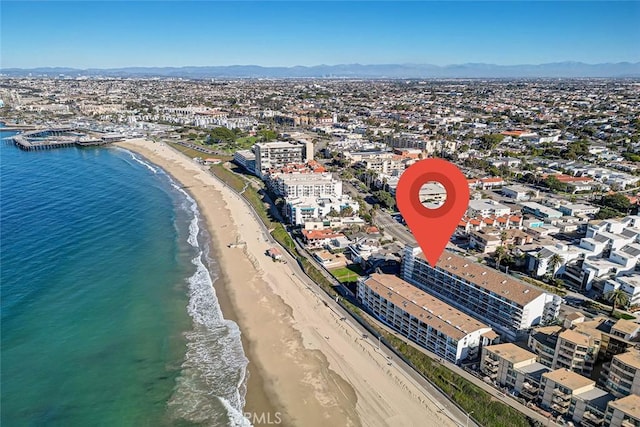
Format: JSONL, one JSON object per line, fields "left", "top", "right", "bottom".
{"left": 117, "top": 139, "right": 464, "bottom": 427}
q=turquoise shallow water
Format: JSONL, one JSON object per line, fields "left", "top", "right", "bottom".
{"left": 0, "top": 132, "right": 249, "bottom": 426}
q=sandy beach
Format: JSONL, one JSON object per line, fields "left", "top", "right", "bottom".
{"left": 117, "top": 139, "right": 458, "bottom": 427}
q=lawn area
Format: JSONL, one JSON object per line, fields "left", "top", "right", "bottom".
{"left": 330, "top": 264, "right": 364, "bottom": 283}
{"left": 167, "top": 141, "right": 208, "bottom": 159}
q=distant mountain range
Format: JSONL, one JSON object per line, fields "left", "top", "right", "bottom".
{"left": 2, "top": 62, "right": 639, "bottom": 79}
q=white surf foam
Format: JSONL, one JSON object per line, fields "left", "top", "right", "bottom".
{"left": 124, "top": 150, "right": 159, "bottom": 174}
{"left": 167, "top": 183, "right": 251, "bottom": 426}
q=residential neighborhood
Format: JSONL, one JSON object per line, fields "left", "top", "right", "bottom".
{"left": 2, "top": 75, "right": 640, "bottom": 427}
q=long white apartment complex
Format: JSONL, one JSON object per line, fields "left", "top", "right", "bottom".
{"left": 402, "top": 245, "right": 561, "bottom": 341}
{"left": 269, "top": 172, "right": 342, "bottom": 199}
{"left": 357, "top": 273, "right": 497, "bottom": 364}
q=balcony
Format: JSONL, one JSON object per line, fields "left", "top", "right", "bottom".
{"left": 484, "top": 364, "right": 499, "bottom": 373}
{"left": 581, "top": 411, "right": 604, "bottom": 426}
{"left": 520, "top": 383, "right": 539, "bottom": 398}
{"left": 621, "top": 419, "right": 637, "bottom": 427}
{"left": 552, "top": 396, "right": 571, "bottom": 407}
{"left": 552, "top": 389, "right": 570, "bottom": 400}
{"left": 485, "top": 358, "right": 499, "bottom": 366}
{"left": 551, "top": 403, "right": 569, "bottom": 414}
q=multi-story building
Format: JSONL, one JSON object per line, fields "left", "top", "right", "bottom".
{"left": 269, "top": 172, "right": 342, "bottom": 199}
{"left": 605, "top": 275, "right": 640, "bottom": 308}
{"left": 233, "top": 149, "right": 256, "bottom": 174}
{"left": 357, "top": 273, "right": 496, "bottom": 364}
{"left": 502, "top": 184, "right": 538, "bottom": 201}
{"left": 557, "top": 203, "right": 601, "bottom": 217}
{"left": 553, "top": 329, "right": 601, "bottom": 377}
{"left": 604, "top": 394, "right": 640, "bottom": 427}
{"left": 529, "top": 325, "right": 563, "bottom": 368}
{"left": 402, "top": 245, "right": 561, "bottom": 341}
{"left": 467, "top": 199, "right": 511, "bottom": 218}
{"left": 540, "top": 368, "right": 596, "bottom": 416}
{"left": 480, "top": 343, "right": 537, "bottom": 388}
{"left": 285, "top": 195, "right": 359, "bottom": 226}
{"left": 569, "top": 387, "right": 615, "bottom": 427}
{"left": 521, "top": 201, "right": 564, "bottom": 220}
{"left": 602, "top": 350, "right": 640, "bottom": 398}
{"left": 253, "top": 141, "right": 311, "bottom": 178}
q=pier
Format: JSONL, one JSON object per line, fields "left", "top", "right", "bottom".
{"left": 8, "top": 128, "right": 122, "bottom": 151}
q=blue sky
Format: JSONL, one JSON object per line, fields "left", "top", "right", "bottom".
{"left": 1, "top": 1, "right": 638, "bottom": 68}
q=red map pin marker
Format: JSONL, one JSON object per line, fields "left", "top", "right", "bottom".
{"left": 396, "top": 158, "right": 470, "bottom": 267}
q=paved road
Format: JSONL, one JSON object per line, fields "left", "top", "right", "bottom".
{"left": 343, "top": 181, "right": 417, "bottom": 245}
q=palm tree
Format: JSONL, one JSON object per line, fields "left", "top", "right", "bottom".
{"left": 494, "top": 245, "right": 507, "bottom": 272}
{"left": 549, "top": 253, "right": 564, "bottom": 278}
{"left": 500, "top": 231, "right": 508, "bottom": 247}
{"left": 604, "top": 289, "right": 630, "bottom": 315}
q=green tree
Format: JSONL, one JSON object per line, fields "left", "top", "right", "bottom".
{"left": 258, "top": 129, "right": 278, "bottom": 142}
{"left": 373, "top": 191, "right": 396, "bottom": 210}
{"left": 327, "top": 208, "right": 340, "bottom": 217}
{"left": 604, "top": 289, "right": 630, "bottom": 314}
{"left": 545, "top": 176, "right": 569, "bottom": 193}
{"left": 494, "top": 246, "right": 507, "bottom": 271}
{"left": 208, "top": 126, "right": 236, "bottom": 144}
{"left": 600, "top": 193, "right": 632, "bottom": 213}
{"left": 549, "top": 253, "right": 564, "bottom": 278}
{"left": 480, "top": 133, "right": 505, "bottom": 150}
{"left": 340, "top": 206, "right": 354, "bottom": 217}
{"left": 595, "top": 207, "right": 622, "bottom": 220}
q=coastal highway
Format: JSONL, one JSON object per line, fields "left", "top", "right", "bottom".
{"left": 204, "top": 163, "right": 474, "bottom": 427}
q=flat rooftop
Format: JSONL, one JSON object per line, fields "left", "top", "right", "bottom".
{"left": 485, "top": 343, "right": 537, "bottom": 364}
{"left": 419, "top": 250, "right": 545, "bottom": 307}
{"left": 613, "top": 349, "right": 640, "bottom": 370}
{"left": 609, "top": 394, "right": 640, "bottom": 419}
{"left": 612, "top": 319, "right": 640, "bottom": 336}
{"left": 559, "top": 329, "right": 591, "bottom": 347}
{"left": 573, "top": 387, "right": 615, "bottom": 411}
{"left": 363, "top": 273, "right": 491, "bottom": 340}
{"left": 518, "top": 362, "right": 550, "bottom": 381}
{"left": 543, "top": 368, "right": 595, "bottom": 391}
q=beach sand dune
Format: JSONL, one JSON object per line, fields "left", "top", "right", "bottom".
{"left": 117, "top": 139, "right": 458, "bottom": 427}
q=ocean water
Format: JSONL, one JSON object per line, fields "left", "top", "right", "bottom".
{"left": 0, "top": 130, "right": 249, "bottom": 427}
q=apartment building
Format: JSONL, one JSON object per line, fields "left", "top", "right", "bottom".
{"left": 233, "top": 149, "right": 256, "bottom": 174}
{"left": 285, "top": 195, "right": 359, "bottom": 226}
{"left": 557, "top": 203, "right": 601, "bottom": 217}
{"left": 603, "top": 350, "right": 640, "bottom": 398}
{"left": 552, "top": 329, "right": 601, "bottom": 377}
{"left": 604, "top": 394, "right": 640, "bottom": 427}
{"left": 569, "top": 387, "right": 616, "bottom": 427}
{"left": 521, "top": 201, "right": 564, "bottom": 220}
{"left": 540, "top": 369, "right": 596, "bottom": 416}
{"left": 605, "top": 275, "right": 640, "bottom": 308}
{"left": 529, "top": 325, "right": 563, "bottom": 367}
{"left": 467, "top": 199, "right": 511, "bottom": 218}
{"left": 480, "top": 343, "right": 542, "bottom": 390}
{"left": 502, "top": 184, "right": 539, "bottom": 200}
{"left": 402, "top": 245, "right": 561, "bottom": 341}
{"left": 357, "top": 274, "right": 496, "bottom": 364}
{"left": 253, "top": 141, "right": 312, "bottom": 178}
{"left": 269, "top": 172, "right": 342, "bottom": 199}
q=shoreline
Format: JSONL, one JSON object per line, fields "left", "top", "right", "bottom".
{"left": 117, "top": 138, "right": 458, "bottom": 427}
